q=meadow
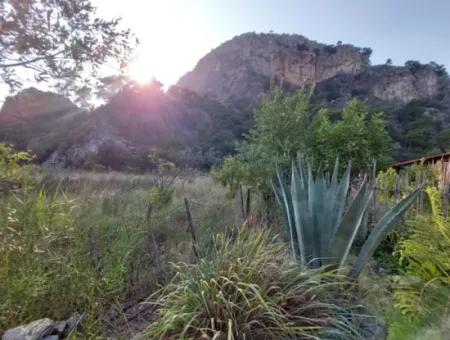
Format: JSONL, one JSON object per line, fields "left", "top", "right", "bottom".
{"left": 1, "top": 166, "right": 449, "bottom": 339}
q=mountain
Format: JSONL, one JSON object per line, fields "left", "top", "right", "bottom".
{"left": 1, "top": 32, "right": 449, "bottom": 169}
{"left": 178, "top": 33, "right": 450, "bottom": 159}
{"left": 178, "top": 33, "right": 371, "bottom": 108}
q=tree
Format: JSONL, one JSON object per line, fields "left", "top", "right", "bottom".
{"left": 232, "top": 90, "right": 392, "bottom": 191}
{"left": 237, "top": 89, "right": 315, "bottom": 190}
{"left": 437, "top": 129, "right": 450, "bottom": 152}
{"left": 386, "top": 58, "right": 392, "bottom": 65}
{"left": 311, "top": 100, "right": 392, "bottom": 172}
{"left": 0, "top": 0, "right": 136, "bottom": 102}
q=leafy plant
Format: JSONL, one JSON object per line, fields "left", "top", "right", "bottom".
{"left": 148, "top": 151, "right": 177, "bottom": 209}
{"left": 210, "top": 156, "right": 248, "bottom": 197}
{"left": 273, "top": 159, "right": 421, "bottom": 278}
{"left": 0, "top": 143, "right": 34, "bottom": 194}
{"left": 0, "top": 0, "right": 136, "bottom": 104}
{"left": 141, "top": 229, "right": 363, "bottom": 339}
{"left": 394, "top": 186, "right": 450, "bottom": 317}
{"left": 233, "top": 90, "right": 392, "bottom": 193}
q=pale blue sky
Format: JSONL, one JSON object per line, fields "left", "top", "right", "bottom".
{"left": 92, "top": 0, "right": 450, "bottom": 86}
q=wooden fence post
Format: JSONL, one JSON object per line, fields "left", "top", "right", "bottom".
{"left": 184, "top": 198, "right": 199, "bottom": 259}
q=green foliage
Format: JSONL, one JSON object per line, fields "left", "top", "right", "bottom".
{"left": 147, "top": 151, "right": 177, "bottom": 209}
{"left": 235, "top": 90, "right": 392, "bottom": 192}
{"left": 437, "top": 129, "right": 450, "bottom": 152}
{"left": 273, "top": 159, "right": 421, "bottom": 278}
{"left": 0, "top": 0, "right": 136, "bottom": 103}
{"left": 377, "top": 165, "right": 437, "bottom": 205}
{"left": 0, "top": 169, "right": 241, "bottom": 336}
{"left": 311, "top": 100, "right": 392, "bottom": 173}
{"left": 142, "top": 229, "right": 362, "bottom": 339}
{"left": 210, "top": 156, "right": 248, "bottom": 196}
{"left": 393, "top": 187, "right": 450, "bottom": 317}
{"left": 391, "top": 99, "right": 447, "bottom": 160}
{"left": 237, "top": 89, "right": 314, "bottom": 191}
{"left": 0, "top": 191, "right": 110, "bottom": 333}
{"left": 0, "top": 143, "right": 34, "bottom": 194}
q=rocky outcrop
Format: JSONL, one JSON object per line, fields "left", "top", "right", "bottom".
{"left": 178, "top": 33, "right": 371, "bottom": 108}
{"left": 178, "top": 33, "right": 446, "bottom": 110}
{"left": 371, "top": 65, "right": 439, "bottom": 103}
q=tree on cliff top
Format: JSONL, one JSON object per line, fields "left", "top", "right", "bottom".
{"left": 0, "top": 0, "right": 136, "bottom": 101}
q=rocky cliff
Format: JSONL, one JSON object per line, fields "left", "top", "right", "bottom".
{"left": 178, "top": 33, "right": 445, "bottom": 109}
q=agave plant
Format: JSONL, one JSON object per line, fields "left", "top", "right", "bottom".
{"left": 273, "top": 159, "right": 422, "bottom": 278}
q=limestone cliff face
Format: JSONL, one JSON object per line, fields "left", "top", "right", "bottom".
{"left": 371, "top": 66, "right": 439, "bottom": 103}
{"left": 178, "top": 33, "right": 370, "bottom": 107}
{"left": 178, "top": 33, "right": 443, "bottom": 108}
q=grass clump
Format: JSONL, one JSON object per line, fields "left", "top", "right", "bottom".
{"left": 142, "top": 229, "right": 363, "bottom": 339}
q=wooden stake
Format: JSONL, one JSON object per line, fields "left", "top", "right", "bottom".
{"left": 146, "top": 203, "right": 162, "bottom": 273}
{"left": 184, "top": 198, "right": 199, "bottom": 259}
{"left": 245, "top": 188, "right": 251, "bottom": 219}
{"left": 239, "top": 185, "right": 245, "bottom": 219}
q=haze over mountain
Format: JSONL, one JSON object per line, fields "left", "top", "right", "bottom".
{"left": 1, "top": 32, "right": 449, "bottom": 169}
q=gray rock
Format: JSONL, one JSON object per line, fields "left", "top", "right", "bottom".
{"left": 2, "top": 318, "right": 54, "bottom": 340}
{"left": 2, "top": 314, "right": 82, "bottom": 340}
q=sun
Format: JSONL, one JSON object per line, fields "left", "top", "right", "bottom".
{"left": 128, "top": 59, "right": 154, "bottom": 85}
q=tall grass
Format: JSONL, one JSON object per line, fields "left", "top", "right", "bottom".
{"left": 142, "top": 229, "right": 364, "bottom": 339}
{"left": 0, "top": 170, "right": 241, "bottom": 336}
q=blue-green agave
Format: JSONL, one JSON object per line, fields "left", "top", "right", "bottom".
{"left": 273, "top": 159, "right": 422, "bottom": 278}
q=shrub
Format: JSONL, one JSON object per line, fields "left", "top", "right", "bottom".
{"left": 393, "top": 187, "right": 450, "bottom": 317}
{"left": 141, "top": 229, "right": 363, "bottom": 339}
{"left": 0, "top": 143, "right": 33, "bottom": 194}
{"left": 234, "top": 90, "right": 392, "bottom": 193}
{"left": 210, "top": 156, "right": 248, "bottom": 197}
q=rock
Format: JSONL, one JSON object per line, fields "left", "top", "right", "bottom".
{"left": 2, "top": 319, "right": 54, "bottom": 340}
{"left": 178, "top": 32, "right": 370, "bottom": 108}
{"left": 177, "top": 32, "right": 447, "bottom": 110}
{"left": 2, "top": 313, "right": 82, "bottom": 340}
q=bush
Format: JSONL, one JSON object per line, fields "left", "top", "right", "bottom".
{"left": 0, "top": 143, "right": 33, "bottom": 194}
{"left": 234, "top": 90, "right": 392, "bottom": 193}
{"left": 393, "top": 187, "right": 450, "bottom": 318}
{"left": 142, "top": 229, "right": 364, "bottom": 339}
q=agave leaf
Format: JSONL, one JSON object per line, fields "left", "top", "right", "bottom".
{"left": 331, "top": 165, "right": 351, "bottom": 234}
{"left": 315, "top": 171, "right": 328, "bottom": 265}
{"left": 294, "top": 164, "right": 316, "bottom": 264}
{"left": 274, "top": 168, "right": 299, "bottom": 261}
{"left": 328, "top": 177, "right": 373, "bottom": 268}
{"left": 330, "top": 157, "right": 339, "bottom": 190}
{"left": 349, "top": 186, "right": 423, "bottom": 278}
{"left": 307, "top": 163, "right": 322, "bottom": 266}
{"left": 290, "top": 163, "right": 306, "bottom": 263}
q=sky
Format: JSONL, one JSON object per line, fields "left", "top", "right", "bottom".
{"left": 93, "top": 0, "right": 450, "bottom": 87}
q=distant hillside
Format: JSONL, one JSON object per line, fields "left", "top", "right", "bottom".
{"left": 0, "top": 88, "right": 85, "bottom": 162}
{"left": 1, "top": 32, "right": 449, "bottom": 168}
{"left": 43, "top": 83, "right": 246, "bottom": 170}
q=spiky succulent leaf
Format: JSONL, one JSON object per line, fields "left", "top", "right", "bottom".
{"left": 328, "top": 177, "right": 373, "bottom": 268}
{"left": 274, "top": 168, "right": 300, "bottom": 262}
{"left": 348, "top": 186, "right": 423, "bottom": 278}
